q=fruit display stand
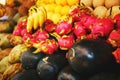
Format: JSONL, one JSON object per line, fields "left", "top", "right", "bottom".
{"left": 0, "top": 0, "right": 120, "bottom": 80}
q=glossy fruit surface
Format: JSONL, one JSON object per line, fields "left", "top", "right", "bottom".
{"left": 20, "top": 47, "right": 45, "bottom": 70}
{"left": 67, "top": 39, "right": 115, "bottom": 76}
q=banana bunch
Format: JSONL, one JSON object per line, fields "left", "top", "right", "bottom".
{"left": 27, "top": 5, "right": 47, "bottom": 32}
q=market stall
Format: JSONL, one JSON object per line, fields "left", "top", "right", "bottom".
{"left": 0, "top": 0, "right": 120, "bottom": 80}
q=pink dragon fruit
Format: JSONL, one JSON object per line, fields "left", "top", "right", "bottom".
{"left": 80, "top": 15, "right": 97, "bottom": 31}
{"left": 18, "top": 19, "right": 27, "bottom": 27}
{"left": 13, "top": 26, "right": 23, "bottom": 36}
{"left": 34, "top": 39, "right": 58, "bottom": 54}
{"left": 91, "top": 18, "right": 114, "bottom": 37}
{"left": 112, "top": 48, "right": 120, "bottom": 64}
{"left": 55, "top": 20, "right": 73, "bottom": 36}
{"left": 113, "top": 13, "right": 120, "bottom": 30}
{"left": 69, "top": 5, "right": 93, "bottom": 22}
{"left": 86, "top": 33, "right": 101, "bottom": 39}
{"left": 22, "top": 33, "right": 33, "bottom": 41}
{"left": 33, "top": 30, "right": 49, "bottom": 41}
{"left": 44, "top": 19, "right": 54, "bottom": 25}
{"left": 13, "top": 19, "right": 28, "bottom": 36}
{"left": 108, "top": 30, "right": 120, "bottom": 47}
{"left": 73, "top": 21, "right": 86, "bottom": 39}
{"left": 58, "top": 34, "right": 75, "bottom": 50}
{"left": 45, "top": 23, "right": 57, "bottom": 33}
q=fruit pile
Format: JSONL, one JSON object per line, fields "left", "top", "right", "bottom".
{"left": 0, "top": 0, "right": 120, "bottom": 80}
{"left": 80, "top": 0, "right": 120, "bottom": 18}
{"left": 36, "top": 0, "right": 80, "bottom": 24}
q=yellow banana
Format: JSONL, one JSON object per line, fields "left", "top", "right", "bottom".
{"left": 33, "top": 12, "right": 39, "bottom": 30}
{"left": 37, "top": 6, "right": 47, "bottom": 28}
{"left": 27, "top": 15, "right": 34, "bottom": 32}
{"left": 37, "top": 9, "right": 45, "bottom": 28}
{"left": 38, "top": 6, "right": 47, "bottom": 21}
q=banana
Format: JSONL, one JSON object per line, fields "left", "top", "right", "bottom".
{"left": 33, "top": 12, "right": 39, "bottom": 30}
{"left": 38, "top": 6, "right": 47, "bottom": 21}
{"left": 37, "top": 9, "right": 44, "bottom": 27}
{"left": 26, "top": 5, "right": 47, "bottom": 31}
{"left": 37, "top": 6, "right": 47, "bottom": 28}
{"left": 26, "top": 15, "right": 34, "bottom": 32}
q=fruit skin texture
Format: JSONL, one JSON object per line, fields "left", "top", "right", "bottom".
{"left": 105, "top": 0, "right": 120, "bottom": 9}
{"left": 11, "top": 69, "right": 40, "bottom": 80}
{"left": 113, "top": 13, "right": 120, "bottom": 30}
{"left": 67, "top": 39, "right": 114, "bottom": 76}
{"left": 55, "top": 21, "right": 73, "bottom": 36}
{"left": 108, "top": 30, "right": 120, "bottom": 47}
{"left": 37, "top": 53, "right": 68, "bottom": 80}
{"left": 105, "top": 6, "right": 120, "bottom": 18}
{"left": 20, "top": 47, "right": 45, "bottom": 70}
{"left": 91, "top": 18, "right": 114, "bottom": 37}
{"left": 80, "top": 0, "right": 93, "bottom": 7}
{"left": 73, "top": 21, "right": 86, "bottom": 39}
{"left": 58, "top": 35, "right": 75, "bottom": 50}
{"left": 112, "top": 48, "right": 120, "bottom": 64}
{"left": 58, "top": 66, "right": 84, "bottom": 80}
{"left": 93, "top": 0, "right": 105, "bottom": 8}
{"left": 93, "top": 6, "right": 107, "bottom": 18}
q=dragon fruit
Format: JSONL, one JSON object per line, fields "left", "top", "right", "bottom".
{"left": 13, "top": 26, "right": 23, "bottom": 36}
{"left": 45, "top": 23, "right": 57, "bottom": 33}
{"left": 69, "top": 5, "right": 93, "bottom": 22}
{"left": 91, "top": 18, "right": 114, "bottom": 37}
{"left": 112, "top": 48, "right": 120, "bottom": 63}
{"left": 73, "top": 21, "right": 86, "bottom": 39}
{"left": 80, "top": 15, "right": 97, "bottom": 31}
{"left": 55, "top": 20, "right": 73, "bottom": 36}
{"left": 58, "top": 34, "right": 75, "bottom": 50}
{"left": 13, "top": 19, "right": 29, "bottom": 36}
{"left": 108, "top": 30, "right": 120, "bottom": 47}
{"left": 113, "top": 13, "right": 120, "bottom": 30}
{"left": 33, "top": 39, "right": 58, "bottom": 54}
{"left": 33, "top": 30, "right": 49, "bottom": 41}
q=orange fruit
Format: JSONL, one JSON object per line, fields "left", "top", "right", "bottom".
{"left": 49, "top": 0, "right": 55, "bottom": 3}
{"left": 60, "top": 0, "right": 67, "bottom": 5}
{"left": 54, "top": 5, "right": 63, "bottom": 14}
{"left": 45, "top": 4, "right": 55, "bottom": 12}
{"left": 61, "top": 5, "right": 70, "bottom": 15}
{"left": 51, "top": 13, "right": 61, "bottom": 24}
{"left": 47, "top": 12, "right": 54, "bottom": 20}
{"left": 55, "top": 0, "right": 61, "bottom": 5}
{"left": 67, "top": 0, "right": 79, "bottom": 6}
